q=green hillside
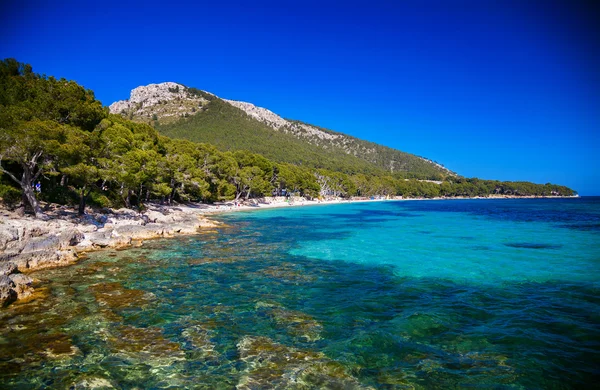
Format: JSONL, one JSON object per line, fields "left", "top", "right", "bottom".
{"left": 0, "top": 59, "right": 577, "bottom": 217}
{"left": 285, "top": 119, "right": 452, "bottom": 177}
{"left": 156, "top": 92, "right": 451, "bottom": 180}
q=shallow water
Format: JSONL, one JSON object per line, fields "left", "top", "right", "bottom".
{"left": 1, "top": 198, "right": 599, "bottom": 388}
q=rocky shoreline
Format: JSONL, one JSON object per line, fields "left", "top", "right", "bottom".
{"left": 0, "top": 203, "right": 219, "bottom": 307}
{"left": 0, "top": 194, "right": 579, "bottom": 307}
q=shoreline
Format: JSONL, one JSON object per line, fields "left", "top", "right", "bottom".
{"left": 204, "top": 194, "right": 580, "bottom": 214}
{"left": 0, "top": 194, "right": 580, "bottom": 307}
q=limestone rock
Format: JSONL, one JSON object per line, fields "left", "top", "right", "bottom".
{"left": 0, "top": 202, "right": 218, "bottom": 307}
{"left": 59, "top": 228, "right": 85, "bottom": 248}
{"left": 9, "top": 273, "right": 34, "bottom": 298}
{"left": 0, "top": 261, "right": 17, "bottom": 276}
{"left": 108, "top": 82, "right": 208, "bottom": 125}
{"left": 21, "top": 235, "right": 60, "bottom": 254}
{"left": 0, "top": 225, "right": 19, "bottom": 251}
{"left": 0, "top": 275, "right": 17, "bottom": 307}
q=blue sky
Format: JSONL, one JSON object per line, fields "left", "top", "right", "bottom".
{"left": 2, "top": 0, "right": 599, "bottom": 194}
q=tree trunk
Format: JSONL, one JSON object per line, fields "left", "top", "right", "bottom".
{"left": 169, "top": 181, "right": 177, "bottom": 205}
{"left": 21, "top": 180, "right": 44, "bottom": 219}
{"left": 78, "top": 186, "right": 90, "bottom": 215}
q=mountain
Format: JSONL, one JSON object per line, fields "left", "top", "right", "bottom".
{"left": 109, "top": 83, "right": 455, "bottom": 180}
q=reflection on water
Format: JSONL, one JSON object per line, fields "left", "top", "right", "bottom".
{"left": 1, "top": 199, "right": 599, "bottom": 388}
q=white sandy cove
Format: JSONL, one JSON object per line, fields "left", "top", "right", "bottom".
{"left": 196, "top": 193, "right": 576, "bottom": 215}
{"left": 202, "top": 196, "right": 387, "bottom": 214}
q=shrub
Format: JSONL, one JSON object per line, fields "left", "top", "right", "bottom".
{"left": 89, "top": 191, "right": 113, "bottom": 208}
{"left": 0, "top": 184, "right": 21, "bottom": 206}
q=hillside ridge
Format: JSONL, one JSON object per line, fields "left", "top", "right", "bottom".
{"left": 109, "top": 82, "right": 455, "bottom": 178}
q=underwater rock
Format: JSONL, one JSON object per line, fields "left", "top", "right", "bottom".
{"left": 236, "top": 336, "right": 371, "bottom": 389}
{"left": 255, "top": 302, "right": 323, "bottom": 342}
{"left": 40, "top": 333, "right": 81, "bottom": 358}
{"left": 108, "top": 325, "right": 185, "bottom": 366}
{"left": 393, "top": 312, "right": 451, "bottom": 339}
{"left": 181, "top": 323, "right": 219, "bottom": 360}
{"left": 259, "top": 264, "right": 317, "bottom": 284}
{"left": 90, "top": 282, "right": 153, "bottom": 311}
{"left": 415, "top": 351, "right": 517, "bottom": 385}
{"left": 69, "top": 376, "right": 117, "bottom": 389}
{"left": 375, "top": 368, "right": 416, "bottom": 388}
{"left": 188, "top": 257, "right": 241, "bottom": 265}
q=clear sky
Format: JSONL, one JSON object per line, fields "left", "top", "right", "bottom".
{"left": 1, "top": 0, "right": 599, "bottom": 194}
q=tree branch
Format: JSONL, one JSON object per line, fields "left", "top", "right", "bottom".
{"left": 28, "top": 150, "right": 43, "bottom": 171}
{"left": 0, "top": 162, "right": 21, "bottom": 185}
{"left": 32, "top": 167, "right": 44, "bottom": 182}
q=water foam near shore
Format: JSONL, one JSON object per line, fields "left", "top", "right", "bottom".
{"left": 1, "top": 198, "right": 598, "bottom": 388}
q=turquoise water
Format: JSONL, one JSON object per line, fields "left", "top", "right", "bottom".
{"left": 1, "top": 198, "right": 599, "bottom": 388}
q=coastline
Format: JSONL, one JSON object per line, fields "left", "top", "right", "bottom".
{"left": 0, "top": 194, "right": 579, "bottom": 307}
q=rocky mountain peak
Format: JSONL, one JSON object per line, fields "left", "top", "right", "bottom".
{"left": 109, "top": 83, "right": 455, "bottom": 177}
{"left": 109, "top": 82, "right": 208, "bottom": 125}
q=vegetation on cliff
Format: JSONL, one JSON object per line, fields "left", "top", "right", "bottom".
{"left": 157, "top": 91, "right": 451, "bottom": 180}
{"left": 0, "top": 59, "right": 576, "bottom": 217}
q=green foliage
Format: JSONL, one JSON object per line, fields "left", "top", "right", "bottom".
{"left": 0, "top": 59, "right": 105, "bottom": 131}
{"left": 89, "top": 191, "right": 113, "bottom": 208}
{"left": 286, "top": 119, "right": 450, "bottom": 180}
{"left": 157, "top": 98, "right": 391, "bottom": 176}
{"left": 0, "top": 59, "right": 577, "bottom": 216}
{"left": 0, "top": 183, "right": 21, "bottom": 206}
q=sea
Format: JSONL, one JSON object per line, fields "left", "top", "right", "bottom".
{"left": 1, "top": 197, "right": 599, "bottom": 389}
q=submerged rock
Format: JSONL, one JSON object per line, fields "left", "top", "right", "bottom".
{"left": 108, "top": 325, "right": 186, "bottom": 367}
{"left": 259, "top": 263, "right": 317, "bottom": 284}
{"left": 188, "top": 257, "right": 242, "bottom": 265}
{"left": 181, "top": 323, "right": 219, "bottom": 360}
{"left": 255, "top": 302, "right": 323, "bottom": 342}
{"left": 90, "top": 282, "right": 153, "bottom": 311}
{"left": 40, "top": 332, "right": 81, "bottom": 358}
{"left": 236, "top": 336, "right": 371, "bottom": 389}
{"left": 415, "top": 351, "right": 517, "bottom": 386}
{"left": 69, "top": 376, "right": 117, "bottom": 389}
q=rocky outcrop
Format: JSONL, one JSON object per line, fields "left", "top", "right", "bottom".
{"left": 0, "top": 263, "right": 33, "bottom": 306}
{"left": 224, "top": 99, "right": 343, "bottom": 142}
{"left": 0, "top": 275, "right": 17, "bottom": 306}
{"left": 0, "top": 203, "right": 220, "bottom": 306}
{"left": 109, "top": 82, "right": 209, "bottom": 125}
{"left": 224, "top": 100, "right": 290, "bottom": 129}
